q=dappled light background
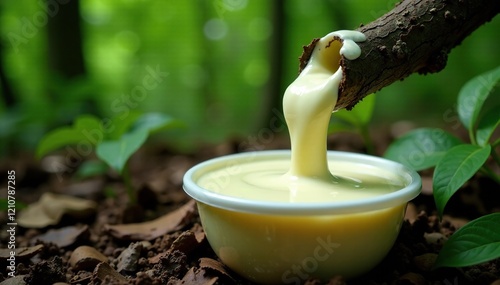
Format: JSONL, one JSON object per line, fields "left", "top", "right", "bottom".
{"left": 0, "top": 0, "right": 499, "bottom": 155}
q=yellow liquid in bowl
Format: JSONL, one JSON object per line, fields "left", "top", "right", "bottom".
{"left": 197, "top": 157, "right": 407, "bottom": 203}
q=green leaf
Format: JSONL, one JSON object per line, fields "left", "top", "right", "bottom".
{"left": 131, "top": 112, "right": 185, "bottom": 134}
{"left": 433, "top": 144, "right": 491, "bottom": 217}
{"left": 331, "top": 94, "right": 375, "bottom": 127}
{"left": 384, "top": 128, "right": 462, "bottom": 171}
{"left": 476, "top": 107, "right": 500, "bottom": 146}
{"left": 36, "top": 115, "right": 103, "bottom": 159}
{"left": 96, "top": 129, "right": 149, "bottom": 174}
{"left": 457, "top": 66, "right": 500, "bottom": 132}
{"left": 105, "top": 111, "right": 143, "bottom": 140}
{"left": 434, "top": 213, "right": 500, "bottom": 268}
{"left": 75, "top": 160, "right": 109, "bottom": 179}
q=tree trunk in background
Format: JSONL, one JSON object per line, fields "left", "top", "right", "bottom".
{"left": 198, "top": 1, "right": 219, "bottom": 135}
{"left": 299, "top": 0, "right": 500, "bottom": 110}
{"left": 0, "top": 2, "right": 16, "bottom": 107}
{"left": 258, "top": 0, "right": 285, "bottom": 131}
{"left": 0, "top": 43, "right": 16, "bottom": 107}
{"left": 47, "top": 0, "right": 86, "bottom": 81}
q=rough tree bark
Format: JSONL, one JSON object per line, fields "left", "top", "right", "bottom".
{"left": 299, "top": 0, "right": 500, "bottom": 110}
{"left": 47, "top": 0, "right": 86, "bottom": 80}
{"left": 0, "top": 43, "right": 16, "bottom": 107}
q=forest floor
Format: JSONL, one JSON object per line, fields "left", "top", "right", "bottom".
{"left": 0, "top": 128, "right": 499, "bottom": 285}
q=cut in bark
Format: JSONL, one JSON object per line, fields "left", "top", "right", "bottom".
{"left": 299, "top": 0, "right": 500, "bottom": 110}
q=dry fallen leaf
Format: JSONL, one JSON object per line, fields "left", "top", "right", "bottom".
{"left": 404, "top": 203, "right": 418, "bottom": 224}
{"left": 105, "top": 200, "right": 196, "bottom": 241}
{"left": 178, "top": 267, "right": 218, "bottom": 285}
{"left": 0, "top": 245, "right": 43, "bottom": 261}
{"left": 17, "top": 192, "right": 96, "bottom": 228}
{"left": 0, "top": 275, "right": 27, "bottom": 285}
{"left": 32, "top": 225, "right": 89, "bottom": 248}
{"left": 70, "top": 245, "right": 109, "bottom": 272}
{"left": 191, "top": 223, "right": 206, "bottom": 243}
{"left": 68, "top": 271, "right": 92, "bottom": 284}
{"left": 92, "top": 262, "right": 128, "bottom": 283}
{"left": 199, "top": 258, "right": 235, "bottom": 282}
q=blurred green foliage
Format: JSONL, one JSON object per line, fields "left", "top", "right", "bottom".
{"left": 330, "top": 94, "right": 376, "bottom": 154}
{"left": 0, "top": 0, "right": 499, "bottom": 156}
{"left": 36, "top": 111, "right": 183, "bottom": 203}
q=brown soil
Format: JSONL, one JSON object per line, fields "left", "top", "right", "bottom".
{"left": 1, "top": 132, "right": 499, "bottom": 285}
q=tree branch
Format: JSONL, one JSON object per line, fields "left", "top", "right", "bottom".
{"left": 299, "top": 0, "right": 500, "bottom": 110}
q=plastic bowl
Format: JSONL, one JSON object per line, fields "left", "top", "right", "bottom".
{"left": 183, "top": 150, "right": 421, "bottom": 284}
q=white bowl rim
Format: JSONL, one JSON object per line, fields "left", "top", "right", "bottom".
{"left": 183, "top": 150, "right": 421, "bottom": 215}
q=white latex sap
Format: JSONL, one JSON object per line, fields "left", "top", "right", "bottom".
{"left": 197, "top": 31, "right": 405, "bottom": 203}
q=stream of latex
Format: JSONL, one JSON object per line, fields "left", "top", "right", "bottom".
{"left": 199, "top": 30, "right": 405, "bottom": 202}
